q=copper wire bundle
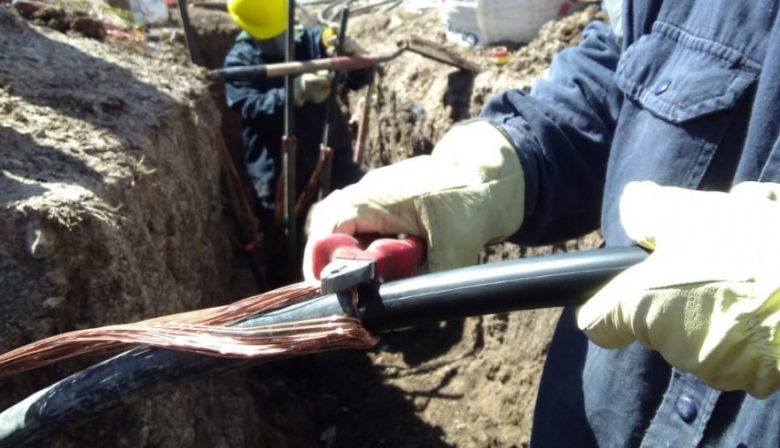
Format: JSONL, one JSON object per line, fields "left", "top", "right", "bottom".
{"left": 0, "top": 282, "right": 379, "bottom": 377}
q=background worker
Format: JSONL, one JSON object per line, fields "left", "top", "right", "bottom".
{"left": 305, "top": 0, "right": 780, "bottom": 446}
{"left": 223, "top": 0, "right": 372, "bottom": 232}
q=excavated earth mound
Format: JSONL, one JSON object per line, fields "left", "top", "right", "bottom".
{"left": 1, "top": 4, "right": 606, "bottom": 447}
{"left": 0, "top": 7, "right": 271, "bottom": 447}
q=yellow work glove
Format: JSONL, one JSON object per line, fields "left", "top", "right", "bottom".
{"left": 303, "top": 120, "right": 525, "bottom": 280}
{"left": 293, "top": 70, "right": 333, "bottom": 106}
{"left": 322, "top": 28, "right": 367, "bottom": 56}
{"left": 576, "top": 181, "right": 780, "bottom": 398}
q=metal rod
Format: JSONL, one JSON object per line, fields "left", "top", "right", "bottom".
{"left": 296, "top": 146, "right": 332, "bottom": 218}
{"left": 317, "top": 0, "right": 355, "bottom": 26}
{"left": 323, "top": 6, "right": 350, "bottom": 145}
{"left": 318, "top": 6, "right": 349, "bottom": 201}
{"left": 176, "top": 0, "right": 202, "bottom": 65}
{"left": 282, "top": 135, "right": 297, "bottom": 273}
{"left": 378, "top": 0, "right": 401, "bottom": 14}
{"left": 353, "top": 79, "right": 373, "bottom": 165}
{"left": 206, "top": 50, "right": 404, "bottom": 82}
{"left": 349, "top": 0, "right": 398, "bottom": 14}
{"left": 404, "top": 36, "right": 481, "bottom": 73}
{"left": 298, "top": 3, "right": 318, "bottom": 27}
{"left": 206, "top": 36, "right": 479, "bottom": 83}
{"left": 284, "top": 0, "right": 298, "bottom": 276}
{"left": 318, "top": 143, "right": 333, "bottom": 201}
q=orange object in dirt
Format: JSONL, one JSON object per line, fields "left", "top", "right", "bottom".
{"left": 491, "top": 46, "right": 510, "bottom": 66}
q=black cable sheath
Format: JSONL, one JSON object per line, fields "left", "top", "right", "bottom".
{"left": 0, "top": 246, "right": 647, "bottom": 447}
{"left": 0, "top": 294, "right": 353, "bottom": 448}
{"left": 361, "top": 245, "right": 648, "bottom": 331}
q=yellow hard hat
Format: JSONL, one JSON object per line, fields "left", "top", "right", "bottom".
{"left": 228, "top": 0, "right": 287, "bottom": 40}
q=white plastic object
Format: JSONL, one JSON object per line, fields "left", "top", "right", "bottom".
{"left": 439, "top": 0, "right": 586, "bottom": 47}
{"left": 128, "top": 0, "right": 169, "bottom": 25}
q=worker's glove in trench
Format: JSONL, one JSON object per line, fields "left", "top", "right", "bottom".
{"left": 322, "top": 28, "right": 367, "bottom": 56}
{"left": 577, "top": 181, "right": 780, "bottom": 399}
{"left": 303, "top": 120, "right": 526, "bottom": 279}
{"left": 293, "top": 70, "right": 333, "bottom": 106}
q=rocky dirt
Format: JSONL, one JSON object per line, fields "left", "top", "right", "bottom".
{"left": 308, "top": 8, "right": 606, "bottom": 447}
{"left": 344, "top": 6, "right": 604, "bottom": 170}
{"left": 0, "top": 3, "right": 606, "bottom": 447}
{"left": 0, "top": 7, "right": 259, "bottom": 447}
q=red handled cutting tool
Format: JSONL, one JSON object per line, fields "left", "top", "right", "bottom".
{"left": 312, "top": 234, "right": 427, "bottom": 294}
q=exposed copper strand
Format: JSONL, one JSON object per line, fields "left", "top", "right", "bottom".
{"left": 0, "top": 282, "right": 378, "bottom": 377}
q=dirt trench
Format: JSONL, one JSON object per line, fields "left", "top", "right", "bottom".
{"left": 0, "top": 4, "right": 605, "bottom": 448}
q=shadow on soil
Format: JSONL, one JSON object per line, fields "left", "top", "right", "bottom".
{"left": 256, "top": 350, "right": 457, "bottom": 448}
{"left": 0, "top": 125, "right": 103, "bottom": 205}
{"left": 0, "top": 13, "right": 177, "bottom": 130}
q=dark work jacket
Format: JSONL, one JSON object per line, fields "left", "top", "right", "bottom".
{"left": 223, "top": 28, "right": 373, "bottom": 212}
{"left": 478, "top": 1, "right": 780, "bottom": 446}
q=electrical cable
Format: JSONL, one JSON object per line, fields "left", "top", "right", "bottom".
{"left": 0, "top": 246, "right": 648, "bottom": 447}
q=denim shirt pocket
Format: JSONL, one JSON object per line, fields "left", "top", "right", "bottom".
{"left": 602, "top": 23, "right": 759, "bottom": 245}
{"left": 615, "top": 26, "right": 758, "bottom": 123}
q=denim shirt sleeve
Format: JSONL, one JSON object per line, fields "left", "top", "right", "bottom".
{"left": 224, "top": 28, "right": 373, "bottom": 120}
{"left": 478, "top": 21, "right": 622, "bottom": 246}
{"left": 223, "top": 41, "right": 286, "bottom": 121}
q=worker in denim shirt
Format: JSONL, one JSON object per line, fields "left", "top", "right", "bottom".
{"left": 305, "top": 0, "right": 780, "bottom": 446}
{"left": 223, "top": 0, "right": 372, "bottom": 229}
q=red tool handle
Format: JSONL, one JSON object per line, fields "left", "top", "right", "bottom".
{"left": 312, "top": 234, "right": 427, "bottom": 281}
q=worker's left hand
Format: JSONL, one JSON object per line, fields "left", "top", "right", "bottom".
{"left": 576, "top": 181, "right": 780, "bottom": 398}
{"left": 303, "top": 120, "right": 525, "bottom": 280}
{"left": 322, "top": 28, "right": 367, "bottom": 56}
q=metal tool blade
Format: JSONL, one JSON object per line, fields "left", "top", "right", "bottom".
{"left": 320, "top": 259, "right": 375, "bottom": 294}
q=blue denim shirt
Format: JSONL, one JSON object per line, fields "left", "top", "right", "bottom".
{"left": 223, "top": 28, "right": 371, "bottom": 211}
{"left": 479, "top": 1, "right": 780, "bottom": 446}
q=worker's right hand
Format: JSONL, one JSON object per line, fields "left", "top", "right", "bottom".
{"left": 303, "top": 120, "right": 526, "bottom": 280}
{"left": 576, "top": 181, "right": 780, "bottom": 398}
{"left": 293, "top": 70, "right": 333, "bottom": 106}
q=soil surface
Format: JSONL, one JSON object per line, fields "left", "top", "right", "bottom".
{"left": 303, "top": 8, "right": 607, "bottom": 447}
{"left": 0, "top": 3, "right": 607, "bottom": 447}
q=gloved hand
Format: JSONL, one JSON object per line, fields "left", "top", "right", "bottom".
{"left": 576, "top": 181, "right": 780, "bottom": 398}
{"left": 341, "top": 35, "right": 367, "bottom": 55}
{"left": 293, "top": 70, "right": 333, "bottom": 106}
{"left": 322, "top": 27, "right": 367, "bottom": 56}
{"left": 303, "top": 120, "right": 526, "bottom": 280}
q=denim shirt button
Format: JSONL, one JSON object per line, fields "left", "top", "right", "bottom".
{"left": 655, "top": 80, "right": 671, "bottom": 95}
{"left": 675, "top": 396, "right": 698, "bottom": 423}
